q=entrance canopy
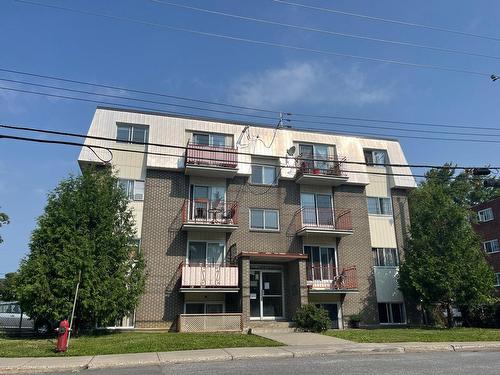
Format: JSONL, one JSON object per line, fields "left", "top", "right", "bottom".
{"left": 237, "top": 252, "right": 308, "bottom": 263}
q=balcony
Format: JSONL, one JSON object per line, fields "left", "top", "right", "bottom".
{"left": 295, "top": 156, "right": 349, "bottom": 186}
{"left": 296, "top": 207, "right": 354, "bottom": 237}
{"left": 185, "top": 141, "right": 238, "bottom": 178}
{"left": 180, "top": 262, "right": 239, "bottom": 292}
{"left": 307, "top": 265, "right": 358, "bottom": 292}
{"left": 181, "top": 199, "right": 238, "bottom": 232}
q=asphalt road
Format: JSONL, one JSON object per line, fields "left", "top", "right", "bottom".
{"left": 48, "top": 351, "right": 500, "bottom": 375}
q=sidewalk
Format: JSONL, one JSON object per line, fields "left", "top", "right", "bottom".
{"left": 1, "top": 341, "right": 500, "bottom": 373}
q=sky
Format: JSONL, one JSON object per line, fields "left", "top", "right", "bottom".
{"left": 1, "top": 0, "right": 500, "bottom": 274}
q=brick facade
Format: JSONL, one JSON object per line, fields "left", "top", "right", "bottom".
{"left": 135, "top": 169, "right": 413, "bottom": 328}
{"left": 472, "top": 197, "right": 500, "bottom": 294}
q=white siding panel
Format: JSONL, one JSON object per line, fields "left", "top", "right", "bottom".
{"left": 368, "top": 216, "right": 398, "bottom": 248}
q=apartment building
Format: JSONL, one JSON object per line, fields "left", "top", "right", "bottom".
{"left": 78, "top": 106, "right": 417, "bottom": 331}
{"left": 472, "top": 197, "right": 500, "bottom": 295}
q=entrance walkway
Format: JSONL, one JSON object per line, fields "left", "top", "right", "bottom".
{"left": 254, "top": 331, "right": 354, "bottom": 346}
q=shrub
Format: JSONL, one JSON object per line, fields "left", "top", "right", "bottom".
{"left": 293, "top": 304, "right": 331, "bottom": 332}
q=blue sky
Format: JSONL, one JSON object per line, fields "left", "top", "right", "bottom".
{"left": 1, "top": 0, "right": 500, "bottom": 274}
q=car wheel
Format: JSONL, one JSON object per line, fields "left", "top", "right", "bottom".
{"left": 35, "top": 321, "right": 51, "bottom": 336}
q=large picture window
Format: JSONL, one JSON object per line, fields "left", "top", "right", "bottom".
{"left": 304, "top": 246, "right": 336, "bottom": 280}
{"left": 192, "top": 132, "right": 230, "bottom": 147}
{"left": 367, "top": 197, "right": 392, "bottom": 215}
{"left": 364, "top": 149, "right": 387, "bottom": 166}
{"left": 187, "top": 241, "right": 224, "bottom": 265}
{"left": 251, "top": 165, "right": 277, "bottom": 185}
{"left": 118, "top": 179, "right": 145, "bottom": 201}
{"left": 478, "top": 208, "right": 494, "bottom": 222}
{"left": 250, "top": 209, "right": 279, "bottom": 230}
{"left": 373, "top": 248, "right": 399, "bottom": 267}
{"left": 116, "top": 124, "right": 148, "bottom": 144}
{"left": 378, "top": 303, "right": 406, "bottom": 324}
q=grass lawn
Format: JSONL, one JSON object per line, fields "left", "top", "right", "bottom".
{"left": 0, "top": 331, "right": 281, "bottom": 357}
{"left": 325, "top": 327, "right": 500, "bottom": 343}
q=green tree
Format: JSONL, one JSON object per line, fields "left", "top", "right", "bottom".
{"left": 0, "top": 209, "right": 9, "bottom": 244}
{"left": 399, "top": 166, "right": 495, "bottom": 328}
{"left": 15, "top": 167, "right": 145, "bottom": 328}
{"left": 0, "top": 272, "right": 17, "bottom": 301}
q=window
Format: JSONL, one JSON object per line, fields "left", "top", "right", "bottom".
{"left": 300, "top": 193, "right": 334, "bottom": 226}
{"left": 187, "top": 241, "right": 224, "bottom": 265}
{"left": 304, "top": 246, "right": 336, "bottom": 280}
{"left": 118, "top": 179, "right": 145, "bottom": 201}
{"left": 298, "top": 143, "right": 334, "bottom": 172}
{"left": 184, "top": 303, "right": 224, "bottom": 314}
{"left": 251, "top": 165, "right": 277, "bottom": 185}
{"left": 116, "top": 124, "right": 148, "bottom": 144}
{"left": 378, "top": 303, "right": 406, "bottom": 324}
{"left": 483, "top": 239, "right": 500, "bottom": 254}
{"left": 192, "top": 132, "right": 230, "bottom": 147}
{"left": 189, "top": 185, "right": 226, "bottom": 221}
{"left": 478, "top": 208, "right": 494, "bottom": 222}
{"left": 373, "top": 248, "right": 399, "bottom": 266}
{"left": 364, "top": 149, "right": 387, "bottom": 166}
{"left": 495, "top": 273, "right": 500, "bottom": 287}
{"left": 250, "top": 209, "right": 279, "bottom": 230}
{"left": 367, "top": 197, "right": 392, "bottom": 215}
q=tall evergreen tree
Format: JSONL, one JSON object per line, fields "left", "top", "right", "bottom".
{"left": 16, "top": 167, "right": 145, "bottom": 328}
{"left": 399, "top": 166, "right": 495, "bottom": 328}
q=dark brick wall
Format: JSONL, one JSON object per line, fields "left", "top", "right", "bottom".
{"left": 135, "top": 170, "right": 188, "bottom": 329}
{"left": 334, "top": 184, "right": 378, "bottom": 324}
{"left": 226, "top": 177, "right": 302, "bottom": 254}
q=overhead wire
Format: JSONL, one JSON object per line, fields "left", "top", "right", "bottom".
{"left": 148, "top": 0, "right": 500, "bottom": 61}
{"left": 271, "top": 0, "right": 500, "bottom": 43}
{"left": 13, "top": 0, "right": 495, "bottom": 78}
{"left": 2, "top": 66, "right": 500, "bottom": 132}
{"left": 1, "top": 123, "right": 498, "bottom": 171}
{"left": 2, "top": 84, "right": 500, "bottom": 145}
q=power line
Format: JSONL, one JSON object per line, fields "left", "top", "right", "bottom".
{"left": 0, "top": 133, "right": 428, "bottom": 179}
{"left": 3, "top": 85, "right": 500, "bottom": 146}
{"left": 148, "top": 0, "right": 500, "bottom": 61}
{"left": 0, "top": 77, "right": 278, "bottom": 122}
{"left": 2, "top": 67, "right": 500, "bottom": 132}
{"left": 13, "top": 0, "right": 495, "bottom": 78}
{"left": 1, "top": 123, "right": 498, "bottom": 171}
{"left": 2, "top": 77, "right": 499, "bottom": 139}
{"left": 271, "top": 0, "right": 500, "bottom": 43}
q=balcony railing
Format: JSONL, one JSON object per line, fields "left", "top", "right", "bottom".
{"left": 182, "top": 199, "right": 238, "bottom": 226}
{"left": 296, "top": 156, "right": 346, "bottom": 177}
{"left": 296, "top": 207, "right": 353, "bottom": 232}
{"left": 185, "top": 141, "right": 238, "bottom": 169}
{"left": 180, "top": 262, "right": 239, "bottom": 288}
{"left": 306, "top": 265, "right": 357, "bottom": 290}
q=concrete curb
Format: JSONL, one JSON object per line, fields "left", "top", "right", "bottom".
{"left": 1, "top": 342, "right": 500, "bottom": 373}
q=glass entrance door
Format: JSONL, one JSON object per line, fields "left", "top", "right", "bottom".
{"left": 249, "top": 270, "right": 284, "bottom": 320}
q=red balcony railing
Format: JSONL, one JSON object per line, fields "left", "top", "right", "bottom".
{"left": 296, "top": 156, "right": 346, "bottom": 177}
{"left": 306, "top": 265, "right": 357, "bottom": 290}
{"left": 185, "top": 141, "right": 238, "bottom": 169}
{"left": 180, "top": 262, "right": 239, "bottom": 288}
{"left": 296, "top": 207, "right": 353, "bottom": 232}
{"left": 182, "top": 199, "right": 238, "bottom": 225}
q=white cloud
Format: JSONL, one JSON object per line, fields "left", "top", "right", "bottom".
{"left": 228, "top": 61, "right": 393, "bottom": 108}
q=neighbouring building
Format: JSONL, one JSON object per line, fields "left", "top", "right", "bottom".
{"left": 78, "top": 106, "right": 417, "bottom": 331}
{"left": 472, "top": 197, "right": 500, "bottom": 296}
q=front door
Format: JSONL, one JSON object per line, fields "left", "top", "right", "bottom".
{"left": 250, "top": 270, "right": 284, "bottom": 320}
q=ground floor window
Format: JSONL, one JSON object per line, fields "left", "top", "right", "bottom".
{"left": 378, "top": 303, "right": 406, "bottom": 324}
{"left": 315, "top": 303, "right": 340, "bottom": 329}
{"left": 184, "top": 302, "right": 224, "bottom": 314}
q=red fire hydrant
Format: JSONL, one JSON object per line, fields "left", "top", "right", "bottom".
{"left": 55, "top": 319, "right": 70, "bottom": 352}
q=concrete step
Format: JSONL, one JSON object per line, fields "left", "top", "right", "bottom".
{"left": 247, "top": 321, "right": 297, "bottom": 334}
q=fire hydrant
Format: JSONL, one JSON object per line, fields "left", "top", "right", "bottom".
{"left": 55, "top": 319, "right": 70, "bottom": 352}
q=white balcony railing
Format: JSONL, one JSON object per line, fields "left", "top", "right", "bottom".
{"left": 180, "top": 263, "right": 239, "bottom": 288}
